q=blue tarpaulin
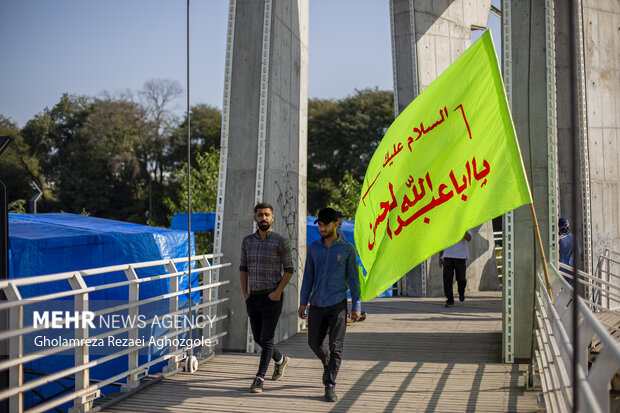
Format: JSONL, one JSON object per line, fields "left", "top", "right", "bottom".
{"left": 8, "top": 213, "right": 198, "bottom": 411}
{"left": 9, "top": 213, "right": 196, "bottom": 299}
{"left": 171, "top": 212, "right": 216, "bottom": 232}
{"left": 9, "top": 213, "right": 195, "bottom": 275}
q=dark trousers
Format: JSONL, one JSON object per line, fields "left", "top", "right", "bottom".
{"left": 307, "top": 299, "right": 347, "bottom": 387}
{"left": 246, "top": 292, "right": 284, "bottom": 378}
{"left": 443, "top": 257, "right": 467, "bottom": 303}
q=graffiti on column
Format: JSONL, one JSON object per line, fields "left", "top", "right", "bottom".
{"left": 274, "top": 163, "right": 304, "bottom": 281}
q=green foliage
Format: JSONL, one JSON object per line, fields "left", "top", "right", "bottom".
{"left": 307, "top": 88, "right": 393, "bottom": 213}
{"left": 168, "top": 104, "right": 222, "bottom": 169}
{"left": 137, "top": 79, "right": 183, "bottom": 184}
{"left": 0, "top": 115, "right": 43, "bottom": 206}
{"left": 163, "top": 149, "right": 219, "bottom": 254}
{"left": 164, "top": 149, "right": 219, "bottom": 215}
{"left": 20, "top": 94, "right": 149, "bottom": 220}
{"left": 5, "top": 82, "right": 394, "bottom": 231}
{"left": 8, "top": 199, "right": 26, "bottom": 213}
{"left": 326, "top": 171, "right": 362, "bottom": 220}
{"left": 307, "top": 178, "right": 339, "bottom": 216}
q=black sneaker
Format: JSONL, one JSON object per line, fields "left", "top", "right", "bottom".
{"left": 445, "top": 300, "right": 454, "bottom": 307}
{"left": 459, "top": 294, "right": 465, "bottom": 302}
{"left": 272, "top": 355, "right": 290, "bottom": 381}
{"left": 250, "top": 376, "right": 263, "bottom": 393}
{"left": 324, "top": 385, "right": 337, "bottom": 402}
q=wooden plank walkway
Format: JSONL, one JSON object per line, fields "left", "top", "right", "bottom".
{"left": 101, "top": 292, "right": 542, "bottom": 412}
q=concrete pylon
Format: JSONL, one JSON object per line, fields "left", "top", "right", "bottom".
{"left": 556, "top": 0, "right": 620, "bottom": 275}
{"left": 501, "top": 0, "right": 619, "bottom": 363}
{"left": 504, "top": 0, "right": 556, "bottom": 362}
{"left": 389, "top": 0, "right": 496, "bottom": 298}
{"left": 579, "top": 0, "right": 620, "bottom": 293}
{"left": 214, "top": 0, "right": 308, "bottom": 351}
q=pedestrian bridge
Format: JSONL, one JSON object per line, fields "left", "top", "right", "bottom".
{"left": 2, "top": 254, "right": 619, "bottom": 412}
{"left": 98, "top": 292, "right": 540, "bottom": 412}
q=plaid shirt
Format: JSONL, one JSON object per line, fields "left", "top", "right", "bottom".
{"left": 239, "top": 230, "right": 294, "bottom": 291}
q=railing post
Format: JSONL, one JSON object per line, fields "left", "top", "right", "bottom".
{"left": 5, "top": 284, "right": 22, "bottom": 413}
{"left": 165, "top": 261, "right": 180, "bottom": 372}
{"left": 123, "top": 266, "right": 141, "bottom": 390}
{"left": 605, "top": 249, "right": 611, "bottom": 309}
{"left": 68, "top": 272, "right": 98, "bottom": 412}
{"left": 199, "top": 256, "right": 213, "bottom": 358}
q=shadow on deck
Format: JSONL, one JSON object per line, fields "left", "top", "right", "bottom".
{"left": 100, "top": 291, "right": 542, "bottom": 412}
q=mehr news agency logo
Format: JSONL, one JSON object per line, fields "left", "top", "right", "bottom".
{"left": 31, "top": 311, "right": 215, "bottom": 350}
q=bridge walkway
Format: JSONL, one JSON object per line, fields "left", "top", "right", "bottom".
{"left": 101, "top": 292, "right": 541, "bottom": 412}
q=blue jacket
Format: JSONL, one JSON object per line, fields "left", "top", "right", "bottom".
{"left": 300, "top": 236, "right": 361, "bottom": 312}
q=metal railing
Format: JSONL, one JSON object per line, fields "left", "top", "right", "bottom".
{"left": 533, "top": 263, "right": 620, "bottom": 412}
{"left": 595, "top": 249, "right": 620, "bottom": 310}
{"left": 0, "top": 254, "right": 230, "bottom": 413}
{"left": 559, "top": 261, "right": 620, "bottom": 318}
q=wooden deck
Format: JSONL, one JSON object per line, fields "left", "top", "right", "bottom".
{"left": 101, "top": 292, "right": 542, "bottom": 412}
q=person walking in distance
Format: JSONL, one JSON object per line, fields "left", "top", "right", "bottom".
{"left": 439, "top": 230, "right": 472, "bottom": 307}
{"left": 558, "top": 217, "right": 578, "bottom": 285}
{"left": 240, "top": 202, "right": 294, "bottom": 393}
{"left": 298, "top": 207, "right": 361, "bottom": 402}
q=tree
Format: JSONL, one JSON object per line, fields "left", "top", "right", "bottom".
{"left": 20, "top": 94, "right": 150, "bottom": 220}
{"left": 138, "top": 79, "right": 184, "bottom": 183}
{"left": 20, "top": 94, "right": 92, "bottom": 211}
{"left": 168, "top": 104, "right": 222, "bottom": 169}
{"left": 0, "top": 115, "right": 42, "bottom": 207}
{"left": 307, "top": 177, "right": 340, "bottom": 217}
{"left": 163, "top": 149, "right": 220, "bottom": 254}
{"left": 80, "top": 96, "right": 148, "bottom": 220}
{"left": 307, "top": 88, "right": 393, "bottom": 213}
{"left": 327, "top": 171, "right": 362, "bottom": 220}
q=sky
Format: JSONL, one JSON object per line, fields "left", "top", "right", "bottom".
{"left": 0, "top": 0, "right": 500, "bottom": 128}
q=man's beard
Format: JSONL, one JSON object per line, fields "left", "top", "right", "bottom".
{"left": 321, "top": 229, "right": 335, "bottom": 239}
{"left": 258, "top": 221, "right": 271, "bottom": 231}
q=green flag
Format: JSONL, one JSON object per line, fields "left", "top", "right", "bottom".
{"left": 354, "top": 31, "right": 532, "bottom": 301}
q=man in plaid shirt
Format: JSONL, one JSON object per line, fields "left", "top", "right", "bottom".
{"left": 240, "top": 202, "right": 295, "bottom": 393}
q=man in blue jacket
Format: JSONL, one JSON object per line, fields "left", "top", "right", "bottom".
{"left": 298, "top": 207, "right": 361, "bottom": 402}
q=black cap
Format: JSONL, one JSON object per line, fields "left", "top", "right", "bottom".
{"left": 314, "top": 208, "right": 338, "bottom": 224}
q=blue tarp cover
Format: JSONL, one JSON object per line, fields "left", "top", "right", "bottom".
{"left": 8, "top": 213, "right": 198, "bottom": 410}
{"left": 171, "top": 212, "right": 216, "bottom": 232}
{"left": 8, "top": 213, "right": 196, "bottom": 299}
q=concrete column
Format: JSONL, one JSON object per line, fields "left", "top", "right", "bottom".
{"left": 390, "top": 0, "right": 496, "bottom": 297}
{"left": 509, "top": 0, "right": 550, "bottom": 361}
{"left": 555, "top": 0, "right": 582, "bottom": 266}
{"left": 390, "top": 0, "right": 422, "bottom": 296}
{"left": 217, "top": 0, "right": 308, "bottom": 351}
{"left": 581, "top": 0, "right": 620, "bottom": 269}
{"left": 413, "top": 1, "right": 491, "bottom": 91}
{"left": 262, "top": 0, "right": 309, "bottom": 344}
{"left": 390, "top": 0, "right": 419, "bottom": 115}
{"left": 555, "top": 0, "right": 594, "bottom": 276}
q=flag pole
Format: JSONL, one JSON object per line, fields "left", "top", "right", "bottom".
{"left": 529, "top": 203, "right": 553, "bottom": 302}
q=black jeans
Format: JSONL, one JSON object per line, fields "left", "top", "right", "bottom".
{"left": 443, "top": 257, "right": 467, "bottom": 303}
{"left": 246, "top": 292, "right": 284, "bottom": 378}
{"left": 307, "top": 299, "right": 347, "bottom": 386}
